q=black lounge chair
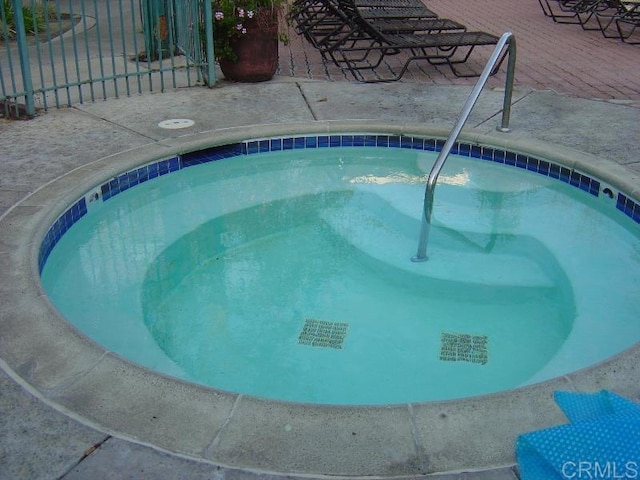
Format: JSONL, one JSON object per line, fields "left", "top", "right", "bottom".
{"left": 614, "top": 1, "right": 640, "bottom": 43}
{"left": 354, "top": 0, "right": 438, "bottom": 20}
{"left": 367, "top": 17, "right": 466, "bottom": 34}
{"left": 332, "top": 31, "right": 502, "bottom": 81}
{"left": 537, "top": 0, "right": 585, "bottom": 23}
{"left": 590, "top": 0, "right": 630, "bottom": 36}
{"left": 593, "top": 0, "right": 640, "bottom": 41}
{"left": 289, "top": 0, "right": 369, "bottom": 55}
{"left": 291, "top": 0, "right": 446, "bottom": 34}
{"left": 537, "top": 0, "right": 618, "bottom": 29}
{"left": 323, "top": 0, "right": 501, "bottom": 81}
{"left": 289, "top": 0, "right": 437, "bottom": 32}
{"left": 289, "top": 0, "right": 342, "bottom": 37}
{"left": 290, "top": 0, "right": 465, "bottom": 55}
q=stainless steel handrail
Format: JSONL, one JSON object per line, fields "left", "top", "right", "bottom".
{"left": 411, "top": 31, "right": 517, "bottom": 262}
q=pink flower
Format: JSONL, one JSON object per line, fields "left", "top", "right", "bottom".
{"left": 236, "top": 23, "right": 244, "bottom": 30}
{"left": 214, "top": 11, "right": 224, "bottom": 20}
{"left": 237, "top": 8, "right": 245, "bottom": 17}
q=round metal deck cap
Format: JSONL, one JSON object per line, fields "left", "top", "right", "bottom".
{"left": 158, "top": 118, "right": 195, "bottom": 129}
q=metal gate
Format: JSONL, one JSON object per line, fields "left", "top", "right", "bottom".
{"left": 1, "top": 0, "right": 215, "bottom": 118}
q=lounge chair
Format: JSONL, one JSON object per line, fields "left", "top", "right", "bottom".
{"left": 289, "top": 0, "right": 342, "bottom": 37}
{"left": 290, "top": 0, "right": 372, "bottom": 59}
{"left": 290, "top": 0, "right": 465, "bottom": 55}
{"left": 354, "top": 0, "right": 438, "bottom": 20}
{"left": 334, "top": 31, "right": 502, "bottom": 81}
{"left": 538, "top": 0, "right": 618, "bottom": 30}
{"left": 291, "top": 0, "right": 451, "bottom": 34}
{"left": 566, "top": 0, "right": 638, "bottom": 36}
{"left": 324, "top": 0, "right": 501, "bottom": 81}
{"left": 537, "top": 0, "right": 590, "bottom": 24}
{"left": 615, "top": 2, "right": 640, "bottom": 43}
{"left": 289, "top": 0, "right": 437, "bottom": 33}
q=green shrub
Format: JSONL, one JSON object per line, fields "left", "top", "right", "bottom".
{"left": 1, "top": 0, "right": 49, "bottom": 39}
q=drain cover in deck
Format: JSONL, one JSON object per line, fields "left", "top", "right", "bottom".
{"left": 157, "top": 118, "right": 195, "bottom": 129}
{"left": 298, "top": 319, "right": 348, "bottom": 349}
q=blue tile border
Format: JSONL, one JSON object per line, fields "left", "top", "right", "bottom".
{"left": 40, "top": 134, "right": 633, "bottom": 274}
{"left": 101, "top": 157, "right": 181, "bottom": 201}
{"left": 180, "top": 134, "right": 603, "bottom": 200}
{"left": 38, "top": 197, "right": 87, "bottom": 273}
{"left": 617, "top": 193, "right": 640, "bottom": 224}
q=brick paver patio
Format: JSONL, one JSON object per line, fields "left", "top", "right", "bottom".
{"left": 278, "top": 0, "right": 640, "bottom": 103}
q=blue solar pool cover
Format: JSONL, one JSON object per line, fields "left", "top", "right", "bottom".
{"left": 516, "top": 390, "right": 640, "bottom": 480}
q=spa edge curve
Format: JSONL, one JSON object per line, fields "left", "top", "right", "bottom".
{"left": 2, "top": 121, "right": 640, "bottom": 477}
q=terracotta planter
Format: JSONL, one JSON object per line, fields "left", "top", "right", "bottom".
{"left": 219, "top": 9, "right": 279, "bottom": 82}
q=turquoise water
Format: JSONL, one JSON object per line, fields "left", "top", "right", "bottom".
{"left": 42, "top": 147, "right": 640, "bottom": 404}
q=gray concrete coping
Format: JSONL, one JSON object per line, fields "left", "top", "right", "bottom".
{"left": 2, "top": 120, "right": 640, "bottom": 477}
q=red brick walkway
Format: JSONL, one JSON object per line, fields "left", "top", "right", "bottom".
{"left": 279, "top": 0, "right": 640, "bottom": 102}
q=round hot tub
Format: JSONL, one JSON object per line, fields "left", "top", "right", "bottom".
{"left": 4, "top": 123, "right": 640, "bottom": 476}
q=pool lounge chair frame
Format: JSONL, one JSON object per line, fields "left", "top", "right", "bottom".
{"left": 545, "top": 0, "right": 640, "bottom": 39}
{"left": 328, "top": 31, "right": 502, "bottom": 82}
{"left": 328, "top": 0, "right": 501, "bottom": 81}
{"left": 537, "top": 0, "right": 591, "bottom": 23}
{"left": 291, "top": 0, "right": 502, "bottom": 81}
{"left": 585, "top": 0, "right": 640, "bottom": 37}
{"left": 290, "top": 0, "right": 466, "bottom": 55}
{"left": 354, "top": 0, "right": 438, "bottom": 20}
{"left": 614, "top": 1, "right": 640, "bottom": 43}
{"left": 538, "top": 0, "right": 620, "bottom": 29}
{"left": 290, "top": 0, "right": 438, "bottom": 32}
{"left": 290, "top": 0, "right": 461, "bottom": 38}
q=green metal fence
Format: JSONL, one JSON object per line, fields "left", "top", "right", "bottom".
{"left": 1, "top": 0, "right": 215, "bottom": 118}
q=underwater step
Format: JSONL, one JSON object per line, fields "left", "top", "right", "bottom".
{"left": 321, "top": 192, "right": 556, "bottom": 288}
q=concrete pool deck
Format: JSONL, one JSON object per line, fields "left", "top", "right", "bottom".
{"left": 2, "top": 0, "right": 640, "bottom": 477}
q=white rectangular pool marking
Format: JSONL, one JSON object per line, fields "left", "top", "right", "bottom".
{"left": 298, "top": 319, "right": 349, "bottom": 349}
{"left": 440, "top": 332, "right": 488, "bottom": 365}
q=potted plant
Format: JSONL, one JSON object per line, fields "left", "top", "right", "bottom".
{"left": 212, "top": 0, "right": 288, "bottom": 82}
